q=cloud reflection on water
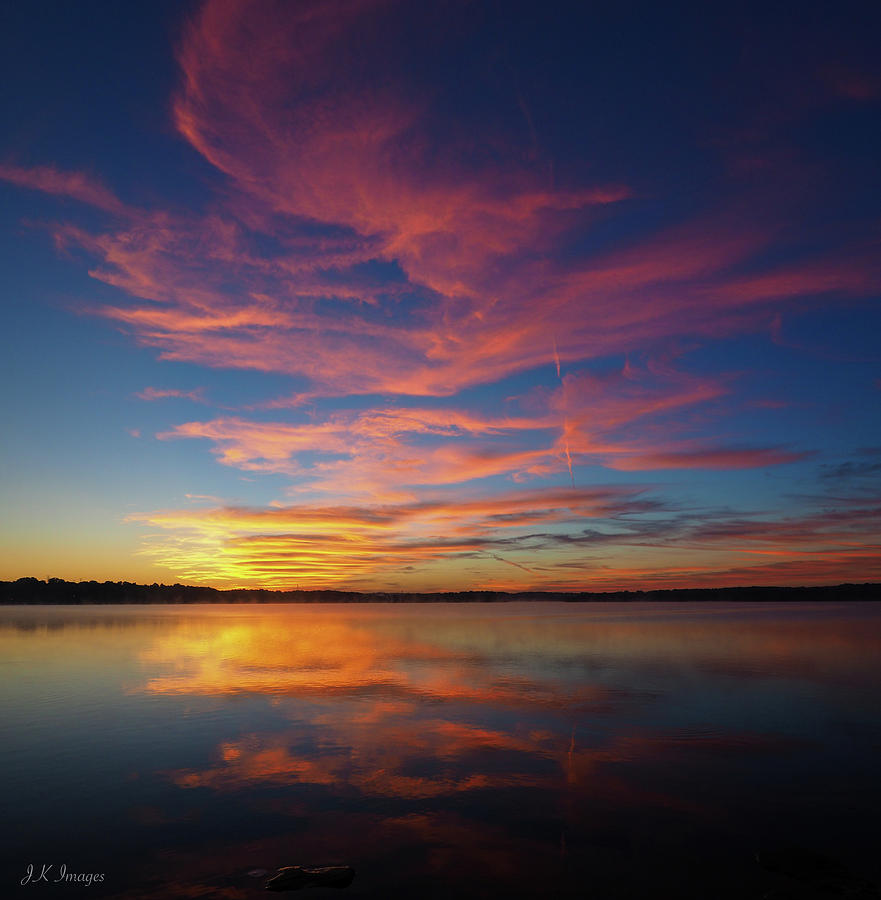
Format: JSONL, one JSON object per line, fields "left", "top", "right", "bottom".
{"left": 3, "top": 603, "right": 879, "bottom": 898}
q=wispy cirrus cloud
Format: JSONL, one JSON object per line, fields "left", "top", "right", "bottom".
{"left": 0, "top": 163, "right": 127, "bottom": 215}
{"left": 6, "top": 3, "right": 879, "bottom": 401}
{"left": 152, "top": 355, "right": 805, "bottom": 503}
{"left": 136, "top": 386, "right": 206, "bottom": 403}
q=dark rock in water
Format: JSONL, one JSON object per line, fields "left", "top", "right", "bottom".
{"left": 265, "top": 865, "right": 355, "bottom": 892}
{"left": 756, "top": 848, "right": 881, "bottom": 897}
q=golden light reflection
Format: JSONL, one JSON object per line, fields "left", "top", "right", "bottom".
{"left": 135, "top": 610, "right": 612, "bottom": 709}
{"left": 130, "top": 605, "right": 880, "bottom": 807}
{"left": 134, "top": 605, "right": 881, "bottom": 699}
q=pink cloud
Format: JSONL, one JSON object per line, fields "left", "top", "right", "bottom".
{"left": 0, "top": 163, "right": 126, "bottom": 214}
{"left": 7, "top": 3, "right": 879, "bottom": 401}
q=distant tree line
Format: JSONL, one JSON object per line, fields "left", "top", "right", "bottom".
{"left": 0, "top": 576, "right": 878, "bottom": 604}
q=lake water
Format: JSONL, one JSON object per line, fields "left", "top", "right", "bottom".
{"left": 1, "top": 602, "right": 880, "bottom": 898}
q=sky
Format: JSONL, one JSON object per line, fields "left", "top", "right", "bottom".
{"left": 1, "top": 0, "right": 880, "bottom": 592}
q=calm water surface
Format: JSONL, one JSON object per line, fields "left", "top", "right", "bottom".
{"left": 2, "top": 602, "right": 880, "bottom": 898}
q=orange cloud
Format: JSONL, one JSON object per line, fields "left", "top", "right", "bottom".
{"left": 127, "top": 483, "right": 658, "bottom": 587}
{"left": 128, "top": 474, "right": 881, "bottom": 589}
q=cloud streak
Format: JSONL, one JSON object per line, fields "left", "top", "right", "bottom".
{"left": 136, "top": 387, "right": 206, "bottom": 403}
{"left": 0, "top": 163, "right": 127, "bottom": 214}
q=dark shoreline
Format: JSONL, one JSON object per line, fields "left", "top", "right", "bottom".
{"left": 1, "top": 578, "right": 878, "bottom": 604}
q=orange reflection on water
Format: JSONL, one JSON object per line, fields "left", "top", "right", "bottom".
{"left": 138, "top": 616, "right": 415, "bottom": 696}
{"left": 135, "top": 607, "right": 619, "bottom": 710}
{"left": 135, "top": 604, "right": 881, "bottom": 702}
{"left": 6, "top": 603, "right": 876, "bottom": 900}
{"left": 127, "top": 603, "right": 874, "bottom": 813}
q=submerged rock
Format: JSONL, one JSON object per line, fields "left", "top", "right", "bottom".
{"left": 265, "top": 865, "right": 356, "bottom": 892}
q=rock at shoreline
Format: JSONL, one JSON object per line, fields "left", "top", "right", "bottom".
{"left": 265, "top": 865, "right": 355, "bottom": 892}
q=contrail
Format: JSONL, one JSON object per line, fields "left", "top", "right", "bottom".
{"left": 489, "top": 553, "right": 536, "bottom": 575}
{"left": 554, "top": 338, "right": 574, "bottom": 486}
{"left": 563, "top": 430, "right": 575, "bottom": 487}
